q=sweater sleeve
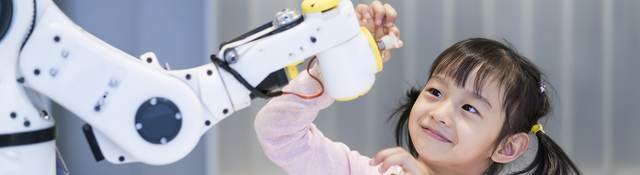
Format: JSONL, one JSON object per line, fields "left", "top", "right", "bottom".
{"left": 254, "top": 68, "right": 391, "bottom": 175}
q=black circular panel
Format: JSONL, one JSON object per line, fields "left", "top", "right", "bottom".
{"left": 134, "top": 97, "right": 182, "bottom": 144}
{"left": 0, "top": 0, "right": 13, "bottom": 42}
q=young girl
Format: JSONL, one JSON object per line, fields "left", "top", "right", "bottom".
{"left": 255, "top": 1, "right": 581, "bottom": 175}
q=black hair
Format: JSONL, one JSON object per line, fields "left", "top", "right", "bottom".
{"left": 389, "top": 38, "right": 581, "bottom": 175}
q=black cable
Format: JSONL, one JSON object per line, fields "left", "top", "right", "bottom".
{"left": 218, "top": 16, "right": 304, "bottom": 50}
{"left": 210, "top": 54, "right": 282, "bottom": 99}
{"left": 20, "top": 0, "right": 36, "bottom": 51}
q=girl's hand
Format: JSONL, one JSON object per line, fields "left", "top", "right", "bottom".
{"left": 370, "top": 147, "right": 430, "bottom": 175}
{"left": 355, "top": 0, "right": 403, "bottom": 63}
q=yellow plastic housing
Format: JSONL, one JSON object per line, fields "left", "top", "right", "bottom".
{"left": 302, "top": 0, "right": 341, "bottom": 13}
{"left": 360, "top": 27, "right": 383, "bottom": 72}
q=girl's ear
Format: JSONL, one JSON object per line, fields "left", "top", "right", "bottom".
{"left": 491, "top": 132, "right": 530, "bottom": 163}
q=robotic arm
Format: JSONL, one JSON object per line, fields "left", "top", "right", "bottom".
{"left": 0, "top": 0, "right": 398, "bottom": 174}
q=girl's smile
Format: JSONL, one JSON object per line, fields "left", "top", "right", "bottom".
{"left": 421, "top": 126, "right": 453, "bottom": 143}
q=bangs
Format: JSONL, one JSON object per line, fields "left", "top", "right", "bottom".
{"left": 427, "top": 38, "right": 523, "bottom": 107}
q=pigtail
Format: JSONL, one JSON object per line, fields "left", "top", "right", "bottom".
{"left": 389, "top": 87, "right": 421, "bottom": 157}
{"left": 513, "top": 132, "right": 581, "bottom": 175}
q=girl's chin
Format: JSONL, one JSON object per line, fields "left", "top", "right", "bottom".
{"left": 415, "top": 139, "right": 454, "bottom": 159}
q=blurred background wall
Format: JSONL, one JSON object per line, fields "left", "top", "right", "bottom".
{"left": 52, "top": 0, "right": 639, "bottom": 174}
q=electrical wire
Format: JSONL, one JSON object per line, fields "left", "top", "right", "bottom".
{"left": 281, "top": 57, "right": 325, "bottom": 99}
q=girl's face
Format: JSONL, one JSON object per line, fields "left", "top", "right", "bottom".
{"left": 408, "top": 71, "right": 505, "bottom": 174}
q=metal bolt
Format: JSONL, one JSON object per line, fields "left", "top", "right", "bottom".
{"left": 223, "top": 49, "right": 239, "bottom": 63}
{"left": 150, "top": 98, "right": 157, "bottom": 106}
{"left": 41, "top": 110, "right": 50, "bottom": 120}
{"left": 273, "top": 9, "right": 301, "bottom": 28}
{"left": 160, "top": 137, "right": 167, "bottom": 144}
{"left": 135, "top": 123, "right": 143, "bottom": 130}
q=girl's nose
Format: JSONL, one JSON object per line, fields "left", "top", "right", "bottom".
{"left": 430, "top": 100, "right": 454, "bottom": 127}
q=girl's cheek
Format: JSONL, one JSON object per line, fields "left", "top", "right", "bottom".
{"left": 458, "top": 118, "right": 500, "bottom": 150}
{"left": 409, "top": 108, "right": 423, "bottom": 126}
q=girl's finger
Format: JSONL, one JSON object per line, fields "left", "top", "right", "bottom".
{"left": 382, "top": 50, "right": 392, "bottom": 63}
{"left": 378, "top": 152, "right": 417, "bottom": 174}
{"left": 370, "top": 147, "right": 404, "bottom": 165}
{"left": 376, "top": 26, "right": 385, "bottom": 40}
{"left": 383, "top": 3, "right": 398, "bottom": 27}
{"left": 364, "top": 6, "right": 376, "bottom": 33}
{"left": 355, "top": 4, "right": 369, "bottom": 21}
{"left": 370, "top": 0, "right": 385, "bottom": 26}
{"left": 388, "top": 26, "right": 400, "bottom": 37}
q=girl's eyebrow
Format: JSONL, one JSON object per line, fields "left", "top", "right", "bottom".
{"left": 470, "top": 91, "right": 493, "bottom": 110}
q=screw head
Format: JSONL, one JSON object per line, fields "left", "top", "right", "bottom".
{"left": 222, "top": 108, "right": 229, "bottom": 114}
{"left": 41, "top": 110, "right": 51, "bottom": 120}
{"left": 61, "top": 50, "right": 70, "bottom": 58}
{"left": 135, "top": 123, "right": 143, "bottom": 130}
{"left": 160, "top": 137, "right": 167, "bottom": 144}
{"left": 49, "top": 68, "right": 58, "bottom": 77}
{"left": 150, "top": 98, "right": 157, "bottom": 105}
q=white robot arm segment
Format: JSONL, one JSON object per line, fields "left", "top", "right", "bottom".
{"left": 1, "top": 0, "right": 390, "bottom": 173}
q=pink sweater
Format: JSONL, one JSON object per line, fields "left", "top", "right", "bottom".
{"left": 255, "top": 70, "right": 401, "bottom": 175}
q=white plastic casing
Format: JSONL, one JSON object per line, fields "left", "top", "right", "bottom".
{"left": 18, "top": 1, "right": 215, "bottom": 165}
{"left": 0, "top": 0, "right": 56, "bottom": 175}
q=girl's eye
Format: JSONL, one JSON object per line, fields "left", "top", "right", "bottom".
{"left": 428, "top": 88, "right": 443, "bottom": 98}
{"left": 462, "top": 104, "right": 479, "bottom": 114}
